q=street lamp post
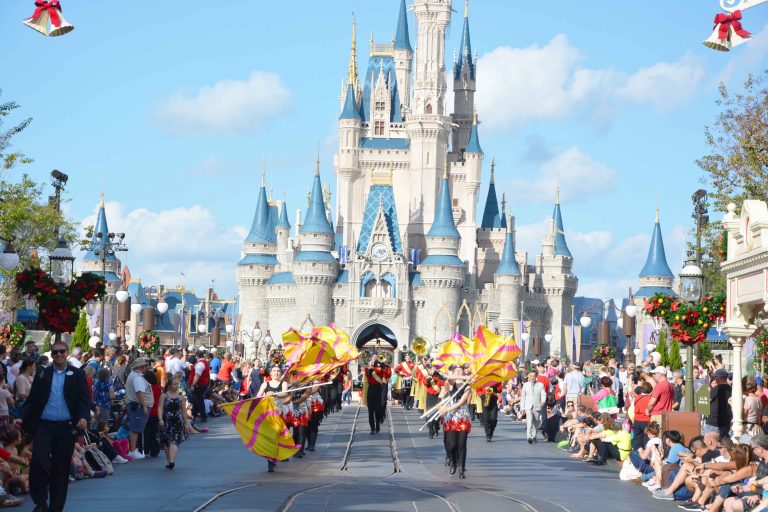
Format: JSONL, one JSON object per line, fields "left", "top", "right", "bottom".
{"left": 679, "top": 261, "right": 704, "bottom": 413}
{"left": 48, "top": 235, "right": 75, "bottom": 344}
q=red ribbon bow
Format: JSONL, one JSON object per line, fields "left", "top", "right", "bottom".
{"left": 714, "top": 10, "right": 751, "bottom": 41}
{"left": 32, "top": 0, "right": 63, "bottom": 28}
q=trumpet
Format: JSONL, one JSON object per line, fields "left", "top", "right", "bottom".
{"left": 412, "top": 337, "right": 431, "bottom": 357}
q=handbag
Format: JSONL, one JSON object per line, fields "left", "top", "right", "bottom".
{"left": 83, "top": 431, "right": 113, "bottom": 475}
{"left": 620, "top": 458, "right": 643, "bottom": 481}
{"left": 661, "top": 463, "right": 678, "bottom": 488}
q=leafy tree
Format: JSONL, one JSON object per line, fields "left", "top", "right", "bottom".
{"left": 0, "top": 90, "right": 31, "bottom": 172}
{"left": 71, "top": 312, "right": 88, "bottom": 352}
{"left": 696, "top": 71, "right": 768, "bottom": 294}
{"left": 41, "top": 331, "right": 51, "bottom": 353}
{"left": 656, "top": 330, "right": 670, "bottom": 367}
{"left": 698, "top": 340, "right": 714, "bottom": 364}
{"left": 668, "top": 338, "right": 683, "bottom": 371}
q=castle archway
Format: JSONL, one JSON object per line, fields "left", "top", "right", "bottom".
{"left": 351, "top": 320, "right": 398, "bottom": 350}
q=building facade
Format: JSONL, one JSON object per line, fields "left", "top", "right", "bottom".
{"left": 236, "top": 0, "right": 579, "bottom": 355}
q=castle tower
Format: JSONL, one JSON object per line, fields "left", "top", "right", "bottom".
{"left": 293, "top": 161, "right": 338, "bottom": 326}
{"left": 393, "top": 0, "right": 413, "bottom": 110}
{"left": 539, "top": 188, "right": 578, "bottom": 356}
{"left": 420, "top": 168, "right": 465, "bottom": 343}
{"left": 476, "top": 159, "right": 505, "bottom": 287}
{"left": 236, "top": 170, "right": 278, "bottom": 334}
{"left": 406, "top": 0, "right": 453, "bottom": 251}
{"left": 460, "top": 109, "right": 483, "bottom": 267}
{"left": 276, "top": 198, "right": 291, "bottom": 268}
{"left": 633, "top": 209, "right": 676, "bottom": 349}
{"left": 82, "top": 194, "right": 123, "bottom": 341}
{"left": 495, "top": 214, "right": 522, "bottom": 337}
{"left": 451, "top": 0, "right": 477, "bottom": 156}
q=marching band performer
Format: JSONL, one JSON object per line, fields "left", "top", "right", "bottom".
{"left": 481, "top": 385, "right": 501, "bottom": 442}
{"left": 439, "top": 365, "right": 471, "bottom": 479}
{"left": 393, "top": 354, "right": 415, "bottom": 410}
{"left": 365, "top": 353, "right": 388, "bottom": 434}
{"left": 423, "top": 361, "right": 444, "bottom": 439}
{"left": 258, "top": 365, "right": 291, "bottom": 473}
{"left": 287, "top": 372, "right": 312, "bottom": 458}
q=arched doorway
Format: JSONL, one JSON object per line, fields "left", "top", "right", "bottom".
{"left": 351, "top": 322, "right": 398, "bottom": 367}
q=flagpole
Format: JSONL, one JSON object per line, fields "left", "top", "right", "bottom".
{"left": 220, "top": 381, "right": 334, "bottom": 407}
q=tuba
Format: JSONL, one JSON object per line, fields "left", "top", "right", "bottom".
{"left": 411, "top": 337, "right": 431, "bottom": 357}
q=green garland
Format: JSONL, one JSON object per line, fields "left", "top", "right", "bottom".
{"left": 644, "top": 292, "right": 726, "bottom": 346}
{"left": 755, "top": 329, "right": 768, "bottom": 364}
{"left": 592, "top": 345, "right": 615, "bottom": 365}
{"left": 719, "top": 230, "right": 728, "bottom": 262}
{"left": 0, "top": 322, "right": 26, "bottom": 349}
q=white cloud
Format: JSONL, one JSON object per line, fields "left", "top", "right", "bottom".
{"left": 718, "top": 24, "right": 768, "bottom": 85}
{"left": 80, "top": 201, "right": 245, "bottom": 298}
{"left": 476, "top": 35, "right": 704, "bottom": 132}
{"left": 155, "top": 71, "right": 291, "bottom": 135}
{"left": 503, "top": 146, "right": 617, "bottom": 204}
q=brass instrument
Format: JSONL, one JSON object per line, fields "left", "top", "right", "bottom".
{"left": 412, "top": 337, "right": 431, "bottom": 357}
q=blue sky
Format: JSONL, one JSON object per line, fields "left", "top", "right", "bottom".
{"left": 2, "top": 0, "right": 768, "bottom": 303}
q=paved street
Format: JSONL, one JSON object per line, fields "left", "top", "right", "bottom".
{"left": 18, "top": 406, "right": 679, "bottom": 512}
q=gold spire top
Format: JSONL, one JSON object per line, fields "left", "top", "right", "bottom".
{"left": 347, "top": 13, "right": 359, "bottom": 91}
{"left": 490, "top": 157, "right": 495, "bottom": 184}
{"left": 261, "top": 159, "right": 266, "bottom": 187}
{"left": 656, "top": 207, "right": 660, "bottom": 223}
{"left": 307, "top": 189, "right": 311, "bottom": 207}
{"left": 555, "top": 172, "right": 560, "bottom": 205}
{"left": 443, "top": 159, "right": 449, "bottom": 179}
{"left": 472, "top": 106, "right": 478, "bottom": 125}
{"left": 315, "top": 142, "right": 320, "bottom": 176}
{"left": 465, "top": 0, "right": 469, "bottom": 17}
{"left": 100, "top": 192, "right": 105, "bottom": 208}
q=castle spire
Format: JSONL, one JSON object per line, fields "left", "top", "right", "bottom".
{"left": 466, "top": 107, "right": 482, "bottom": 154}
{"left": 639, "top": 209, "right": 674, "bottom": 278}
{"left": 496, "top": 214, "right": 521, "bottom": 276}
{"left": 481, "top": 158, "right": 501, "bottom": 229}
{"left": 315, "top": 143, "right": 320, "bottom": 176}
{"left": 85, "top": 194, "right": 116, "bottom": 262}
{"left": 552, "top": 194, "right": 572, "bottom": 258}
{"left": 302, "top": 164, "right": 333, "bottom": 235}
{"left": 427, "top": 172, "right": 460, "bottom": 238}
{"left": 244, "top": 174, "right": 275, "bottom": 245}
{"left": 394, "top": 0, "right": 412, "bottom": 52}
{"left": 455, "top": 0, "right": 475, "bottom": 80}
{"left": 277, "top": 195, "right": 291, "bottom": 229}
{"left": 347, "top": 13, "right": 359, "bottom": 91}
{"left": 500, "top": 193, "right": 508, "bottom": 229}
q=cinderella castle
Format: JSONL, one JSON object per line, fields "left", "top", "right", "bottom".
{"left": 236, "top": 0, "right": 580, "bottom": 357}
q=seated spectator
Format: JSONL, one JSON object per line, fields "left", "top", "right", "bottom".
{"left": 651, "top": 435, "right": 722, "bottom": 501}
{"left": 632, "top": 420, "right": 662, "bottom": 476}
{"left": 646, "top": 430, "right": 690, "bottom": 492}
{"left": 683, "top": 438, "right": 738, "bottom": 511}
{"left": 593, "top": 376, "right": 619, "bottom": 414}
{"left": 720, "top": 434, "right": 768, "bottom": 512}
{"left": 591, "top": 419, "right": 631, "bottom": 466}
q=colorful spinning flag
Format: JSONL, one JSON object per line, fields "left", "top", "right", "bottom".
{"left": 221, "top": 396, "right": 300, "bottom": 461}
{"left": 468, "top": 325, "right": 521, "bottom": 389}
{"left": 434, "top": 331, "right": 471, "bottom": 369}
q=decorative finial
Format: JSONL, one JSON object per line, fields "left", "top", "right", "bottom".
{"left": 307, "top": 189, "right": 311, "bottom": 207}
{"left": 472, "top": 106, "right": 478, "bottom": 125}
{"left": 507, "top": 213, "right": 513, "bottom": 231}
{"left": 490, "top": 157, "right": 495, "bottom": 184}
{"left": 555, "top": 172, "right": 560, "bottom": 205}
{"left": 347, "top": 13, "right": 359, "bottom": 90}
{"left": 655, "top": 207, "right": 660, "bottom": 224}
{"left": 261, "top": 159, "right": 266, "bottom": 187}
{"left": 100, "top": 192, "right": 105, "bottom": 208}
{"left": 500, "top": 192, "right": 506, "bottom": 213}
{"left": 465, "top": 0, "right": 469, "bottom": 18}
{"left": 315, "top": 142, "right": 320, "bottom": 176}
{"left": 443, "top": 159, "right": 449, "bottom": 179}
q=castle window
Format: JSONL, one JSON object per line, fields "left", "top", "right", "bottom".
{"left": 375, "top": 101, "right": 386, "bottom": 111}
{"left": 374, "top": 122, "right": 385, "bottom": 136}
{"left": 426, "top": 103, "right": 432, "bottom": 114}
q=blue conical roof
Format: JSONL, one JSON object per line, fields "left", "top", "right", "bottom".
{"left": 455, "top": 10, "right": 475, "bottom": 80}
{"left": 394, "top": 0, "right": 412, "bottom": 51}
{"left": 339, "top": 84, "right": 360, "bottom": 120}
{"left": 639, "top": 214, "right": 674, "bottom": 278}
{"left": 84, "top": 199, "right": 117, "bottom": 261}
{"left": 496, "top": 224, "right": 521, "bottom": 276}
{"left": 277, "top": 200, "right": 291, "bottom": 229}
{"left": 427, "top": 176, "right": 460, "bottom": 238}
{"left": 481, "top": 165, "right": 501, "bottom": 228}
{"left": 245, "top": 185, "right": 276, "bottom": 244}
{"left": 553, "top": 200, "right": 572, "bottom": 258}
{"left": 466, "top": 120, "right": 482, "bottom": 154}
{"left": 301, "top": 172, "right": 334, "bottom": 234}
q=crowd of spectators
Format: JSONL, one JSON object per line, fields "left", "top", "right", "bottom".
{"left": 497, "top": 352, "right": 768, "bottom": 512}
{"left": 0, "top": 339, "right": 265, "bottom": 508}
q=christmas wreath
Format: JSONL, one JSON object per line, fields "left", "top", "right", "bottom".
{"left": 137, "top": 330, "right": 160, "bottom": 354}
{"left": 15, "top": 267, "right": 106, "bottom": 333}
{"left": 644, "top": 292, "right": 726, "bottom": 346}
{"left": 755, "top": 329, "right": 768, "bottom": 364}
{"left": 592, "top": 345, "right": 615, "bottom": 365}
{"left": 0, "top": 322, "right": 26, "bottom": 349}
{"left": 269, "top": 347, "right": 286, "bottom": 368}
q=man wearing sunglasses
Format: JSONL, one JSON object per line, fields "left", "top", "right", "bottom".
{"left": 15, "top": 339, "right": 91, "bottom": 512}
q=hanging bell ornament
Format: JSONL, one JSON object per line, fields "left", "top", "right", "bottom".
{"left": 22, "top": 1, "right": 74, "bottom": 38}
{"left": 703, "top": 10, "right": 751, "bottom": 51}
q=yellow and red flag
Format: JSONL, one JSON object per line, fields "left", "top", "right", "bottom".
{"left": 434, "top": 331, "right": 471, "bottom": 369}
{"left": 221, "top": 396, "right": 300, "bottom": 461}
{"left": 468, "top": 325, "right": 521, "bottom": 389}
{"left": 282, "top": 323, "right": 359, "bottom": 384}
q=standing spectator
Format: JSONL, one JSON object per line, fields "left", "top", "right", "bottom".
{"left": 671, "top": 370, "right": 684, "bottom": 411}
{"left": 157, "top": 376, "right": 191, "bottom": 470}
{"left": 704, "top": 368, "right": 732, "bottom": 439}
{"left": 188, "top": 351, "right": 210, "bottom": 423}
{"left": 248, "top": 359, "right": 264, "bottom": 398}
{"left": 745, "top": 377, "right": 763, "bottom": 437}
{"left": 582, "top": 367, "right": 595, "bottom": 397}
{"left": 0, "top": 374, "right": 14, "bottom": 430}
{"left": 93, "top": 368, "right": 114, "bottom": 424}
{"left": 208, "top": 351, "right": 221, "bottom": 383}
{"left": 342, "top": 374, "right": 353, "bottom": 405}
{"left": 564, "top": 363, "right": 584, "bottom": 405}
{"left": 646, "top": 366, "right": 674, "bottom": 424}
{"left": 125, "top": 357, "right": 153, "bottom": 460}
{"left": 14, "top": 359, "right": 35, "bottom": 411}
{"left": 632, "top": 381, "right": 653, "bottom": 449}
{"left": 518, "top": 370, "right": 546, "bottom": 444}
{"left": 17, "top": 339, "right": 90, "bottom": 512}
{"left": 143, "top": 370, "right": 162, "bottom": 458}
{"left": 86, "top": 349, "right": 103, "bottom": 372}
{"left": 217, "top": 353, "right": 235, "bottom": 389}
{"left": 5, "top": 349, "right": 21, "bottom": 390}
{"left": 22, "top": 341, "right": 38, "bottom": 362}
{"left": 67, "top": 347, "right": 83, "bottom": 369}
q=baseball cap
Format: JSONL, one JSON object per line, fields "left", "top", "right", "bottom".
{"left": 713, "top": 368, "right": 728, "bottom": 378}
{"left": 531, "top": 359, "right": 540, "bottom": 365}
{"left": 652, "top": 366, "right": 667, "bottom": 375}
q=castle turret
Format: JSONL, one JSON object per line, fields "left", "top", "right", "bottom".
{"left": 393, "top": 0, "right": 413, "bottom": 110}
{"left": 635, "top": 209, "right": 675, "bottom": 297}
{"left": 420, "top": 169, "right": 464, "bottom": 342}
{"left": 460, "top": 109, "right": 483, "bottom": 266}
{"left": 475, "top": 159, "right": 505, "bottom": 286}
{"left": 236, "top": 170, "right": 278, "bottom": 335}
{"left": 82, "top": 194, "right": 123, "bottom": 341}
{"left": 276, "top": 198, "right": 291, "bottom": 267}
{"left": 452, "top": 0, "right": 477, "bottom": 155}
{"left": 495, "top": 214, "right": 522, "bottom": 337}
{"left": 293, "top": 160, "right": 338, "bottom": 326}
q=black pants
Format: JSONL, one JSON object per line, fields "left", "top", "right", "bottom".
{"left": 30, "top": 420, "right": 76, "bottom": 512}
{"left": 307, "top": 412, "right": 322, "bottom": 449}
{"left": 143, "top": 416, "right": 161, "bottom": 457}
{"left": 292, "top": 425, "right": 306, "bottom": 454}
{"left": 335, "top": 381, "right": 344, "bottom": 411}
{"left": 632, "top": 421, "right": 648, "bottom": 451}
{"left": 367, "top": 383, "right": 383, "bottom": 432}
{"left": 402, "top": 385, "right": 413, "bottom": 409}
{"left": 483, "top": 413, "right": 497, "bottom": 440}
{"left": 445, "top": 430, "right": 468, "bottom": 469}
{"left": 327, "top": 385, "right": 339, "bottom": 415}
{"left": 597, "top": 441, "right": 621, "bottom": 464}
{"left": 191, "top": 384, "right": 207, "bottom": 421}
